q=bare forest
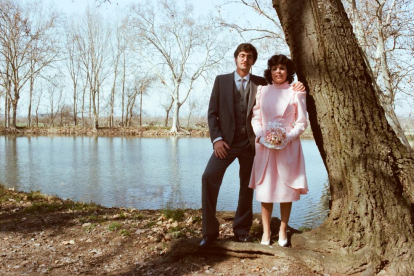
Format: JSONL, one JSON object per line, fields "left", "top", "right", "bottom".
{"left": 0, "top": 0, "right": 230, "bottom": 134}
{"left": 0, "top": 0, "right": 412, "bottom": 137}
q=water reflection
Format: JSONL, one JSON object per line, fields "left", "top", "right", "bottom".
{"left": 0, "top": 135, "right": 329, "bottom": 229}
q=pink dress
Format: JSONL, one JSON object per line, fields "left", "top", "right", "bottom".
{"left": 248, "top": 82, "right": 308, "bottom": 203}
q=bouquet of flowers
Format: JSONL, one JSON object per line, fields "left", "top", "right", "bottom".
{"left": 260, "top": 120, "right": 288, "bottom": 149}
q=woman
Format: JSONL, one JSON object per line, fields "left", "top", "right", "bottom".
{"left": 249, "top": 54, "right": 308, "bottom": 247}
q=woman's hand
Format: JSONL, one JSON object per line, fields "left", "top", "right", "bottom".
{"left": 292, "top": 81, "right": 305, "bottom": 92}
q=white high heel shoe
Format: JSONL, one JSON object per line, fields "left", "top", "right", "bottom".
{"left": 278, "top": 231, "right": 288, "bottom": 247}
{"left": 261, "top": 231, "right": 271, "bottom": 245}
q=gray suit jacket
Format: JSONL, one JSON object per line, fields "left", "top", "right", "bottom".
{"left": 207, "top": 72, "right": 267, "bottom": 152}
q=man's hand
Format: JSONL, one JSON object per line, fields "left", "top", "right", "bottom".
{"left": 292, "top": 81, "right": 305, "bottom": 92}
{"left": 214, "top": 140, "right": 230, "bottom": 159}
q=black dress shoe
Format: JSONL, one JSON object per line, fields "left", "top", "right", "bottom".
{"left": 199, "top": 233, "right": 219, "bottom": 248}
{"left": 235, "top": 234, "right": 250, "bottom": 242}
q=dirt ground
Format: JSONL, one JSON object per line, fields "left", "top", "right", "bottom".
{"left": 0, "top": 185, "right": 320, "bottom": 276}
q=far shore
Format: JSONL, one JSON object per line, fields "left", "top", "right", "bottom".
{"left": 0, "top": 126, "right": 316, "bottom": 139}
{"left": 2, "top": 126, "right": 413, "bottom": 141}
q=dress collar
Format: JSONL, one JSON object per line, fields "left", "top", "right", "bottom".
{"left": 272, "top": 81, "right": 290, "bottom": 88}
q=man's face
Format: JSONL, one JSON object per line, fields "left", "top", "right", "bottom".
{"left": 235, "top": 51, "right": 255, "bottom": 72}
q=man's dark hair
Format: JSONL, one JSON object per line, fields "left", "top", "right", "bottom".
{"left": 264, "top": 54, "right": 296, "bottom": 84}
{"left": 234, "top": 43, "right": 258, "bottom": 62}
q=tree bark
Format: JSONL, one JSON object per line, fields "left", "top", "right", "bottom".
{"left": 170, "top": 93, "right": 180, "bottom": 134}
{"left": 273, "top": 0, "right": 414, "bottom": 274}
{"left": 164, "top": 97, "right": 174, "bottom": 128}
{"left": 27, "top": 66, "right": 34, "bottom": 128}
{"left": 4, "top": 92, "right": 8, "bottom": 128}
{"left": 139, "top": 87, "right": 143, "bottom": 127}
{"left": 73, "top": 83, "right": 77, "bottom": 127}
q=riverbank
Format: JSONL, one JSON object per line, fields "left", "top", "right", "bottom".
{"left": 0, "top": 126, "right": 316, "bottom": 139}
{"left": 0, "top": 185, "right": 317, "bottom": 275}
{"left": 0, "top": 126, "right": 209, "bottom": 137}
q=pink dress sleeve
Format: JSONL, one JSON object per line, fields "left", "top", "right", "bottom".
{"left": 251, "top": 85, "right": 264, "bottom": 138}
{"left": 286, "top": 91, "right": 307, "bottom": 142}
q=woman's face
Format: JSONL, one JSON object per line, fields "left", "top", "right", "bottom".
{"left": 271, "top": 64, "right": 288, "bottom": 84}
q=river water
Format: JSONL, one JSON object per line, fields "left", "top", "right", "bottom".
{"left": 0, "top": 135, "right": 329, "bottom": 229}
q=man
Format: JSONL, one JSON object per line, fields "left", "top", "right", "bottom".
{"left": 200, "top": 43, "right": 304, "bottom": 248}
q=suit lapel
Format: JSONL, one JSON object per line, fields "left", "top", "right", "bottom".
{"left": 224, "top": 73, "right": 235, "bottom": 120}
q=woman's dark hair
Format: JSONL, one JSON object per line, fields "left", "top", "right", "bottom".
{"left": 264, "top": 54, "right": 296, "bottom": 84}
{"left": 234, "top": 43, "right": 258, "bottom": 63}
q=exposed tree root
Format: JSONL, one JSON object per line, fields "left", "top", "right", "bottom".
{"left": 161, "top": 228, "right": 414, "bottom": 275}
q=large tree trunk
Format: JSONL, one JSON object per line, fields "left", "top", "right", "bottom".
{"left": 81, "top": 85, "right": 86, "bottom": 128}
{"left": 27, "top": 73, "right": 34, "bottom": 128}
{"left": 139, "top": 89, "right": 143, "bottom": 127}
{"left": 170, "top": 95, "right": 180, "bottom": 134}
{"left": 11, "top": 100, "right": 17, "bottom": 129}
{"left": 4, "top": 93, "right": 8, "bottom": 128}
{"left": 73, "top": 84, "right": 77, "bottom": 127}
{"left": 164, "top": 97, "right": 174, "bottom": 128}
{"left": 273, "top": 0, "right": 414, "bottom": 274}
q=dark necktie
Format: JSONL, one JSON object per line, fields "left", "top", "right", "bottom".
{"left": 240, "top": 78, "right": 245, "bottom": 97}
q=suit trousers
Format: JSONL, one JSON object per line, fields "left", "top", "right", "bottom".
{"left": 202, "top": 137, "right": 254, "bottom": 236}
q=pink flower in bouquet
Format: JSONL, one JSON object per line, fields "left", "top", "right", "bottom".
{"left": 265, "top": 128, "right": 286, "bottom": 146}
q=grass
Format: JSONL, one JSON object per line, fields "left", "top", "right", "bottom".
{"left": 168, "top": 226, "right": 184, "bottom": 233}
{"left": 24, "top": 201, "right": 100, "bottom": 214}
{"left": 250, "top": 221, "right": 263, "bottom": 236}
{"left": 67, "top": 202, "right": 100, "bottom": 212}
{"left": 133, "top": 213, "right": 145, "bottom": 220}
{"left": 192, "top": 216, "right": 202, "bottom": 224}
{"left": 171, "top": 231, "right": 185, "bottom": 238}
{"left": 79, "top": 215, "right": 106, "bottom": 224}
{"left": 119, "top": 229, "right": 130, "bottom": 236}
{"left": 168, "top": 225, "right": 186, "bottom": 238}
{"left": 161, "top": 205, "right": 185, "bottom": 221}
{"left": 108, "top": 222, "right": 122, "bottom": 231}
{"left": 0, "top": 188, "right": 25, "bottom": 204}
{"left": 145, "top": 221, "right": 156, "bottom": 228}
{"left": 142, "top": 125, "right": 170, "bottom": 131}
{"left": 83, "top": 223, "right": 97, "bottom": 231}
{"left": 26, "top": 190, "right": 47, "bottom": 201}
{"left": 298, "top": 227, "right": 313, "bottom": 232}
{"left": 24, "top": 202, "right": 63, "bottom": 214}
{"left": 0, "top": 184, "right": 101, "bottom": 214}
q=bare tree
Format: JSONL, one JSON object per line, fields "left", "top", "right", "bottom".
{"left": 130, "top": 0, "right": 228, "bottom": 134}
{"left": 125, "top": 75, "right": 152, "bottom": 127}
{"left": 185, "top": 90, "right": 208, "bottom": 128}
{"left": 64, "top": 20, "right": 84, "bottom": 127}
{"left": 0, "top": 0, "right": 59, "bottom": 129}
{"left": 46, "top": 79, "right": 63, "bottom": 128}
{"left": 107, "top": 18, "right": 127, "bottom": 128}
{"left": 120, "top": 49, "right": 126, "bottom": 127}
{"left": 217, "top": 0, "right": 288, "bottom": 56}
{"left": 0, "top": 60, "right": 11, "bottom": 127}
{"left": 73, "top": 8, "right": 111, "bottom": 131}
{"left": 343, "top": 0, "right": 414, "bottom": 150}
{"left": 34, "top": 83, "right": 43, "bottom": 127}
